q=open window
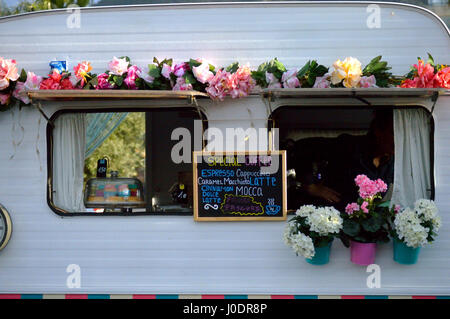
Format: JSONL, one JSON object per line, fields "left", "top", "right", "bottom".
{"left": 48, "top": 108, "right": 203, "bottom": 216}
{"left": 272, "top": 106, "right": 434, "bottom": 212}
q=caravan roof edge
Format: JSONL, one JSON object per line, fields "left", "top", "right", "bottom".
{"left": 0, "top": 1, "right": 449, "bottom": 37}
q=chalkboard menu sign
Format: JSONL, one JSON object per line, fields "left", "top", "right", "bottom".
{"left": 193, "top": 151, "right": 287, "bottom": 221}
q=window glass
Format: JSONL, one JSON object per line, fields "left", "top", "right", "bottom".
{"left": 275, "top": 107, "right": 432, "bottom": 213}
{"left": 50, "top": 108, "right": 201, "bottom": 215}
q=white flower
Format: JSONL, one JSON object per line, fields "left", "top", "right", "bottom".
{"left": 290, "top": 233, "right": 315, "bottom": 259}
{"left": 283, "top": 221, "right": 297, "bottom": 247}
{"left": 414, "top": 199, "right": 438, "bottom": 222}
{"left": 308, "top": 206, "right": 343, "bottom": 236}
{"left": 296, "top": 205, "right": 316, "bottom": 218}
{"left": 394, "top": 208, "right": 430, "bottom": 248}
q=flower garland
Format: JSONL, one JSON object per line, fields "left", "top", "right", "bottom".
{"left": 0, "top": 54, "right": 448, "bottom": 110}
{"left": 392, "top": 199, "right": 441, "bottom": 248}
{"left": 399, "top": 54, "right": 449, "bottom": 89}
{"left": 283, "top": 205, "right": 343, "bottom": 259}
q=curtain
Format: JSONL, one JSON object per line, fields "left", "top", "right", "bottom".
{"left": 53, "top": 114, "right": 86, "bottom": 212}
{"left": 85, "top": 113, "right": 128, "bottom": 157}
{"left": 391, "top": 109, "right": 432, "bottom": 208}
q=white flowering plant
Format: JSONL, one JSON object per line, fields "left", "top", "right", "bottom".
{"left": 283, "top": 205, "right": 343, "bottom": 259}
{"left": 391, "top": 199, "right": 441, "bottom": 248}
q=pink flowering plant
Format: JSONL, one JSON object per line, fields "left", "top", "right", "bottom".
{"left": 341, "top": 174, "right": 394, "bottom": 245}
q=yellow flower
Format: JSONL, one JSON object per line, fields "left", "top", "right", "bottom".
{"left": 330, "top": 57, "right": 362, "bottom": 88}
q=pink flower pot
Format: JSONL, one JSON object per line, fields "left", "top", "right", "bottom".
{"left": 350, "top": 241, "right": 377, "bottom": 265}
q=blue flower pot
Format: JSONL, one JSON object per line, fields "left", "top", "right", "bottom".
{"left": 306, "top": 241, "right": 332, "bottom": 265}
{"left": 393, "top": 239, "right": 421, "bottom": 265}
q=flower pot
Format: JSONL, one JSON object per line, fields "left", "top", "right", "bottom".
{"left": 350, "top": 240, "right": 376, "bottom": 265}
{"left": 306, "top": 241, "right": 332, "bottom": 265}
{"left": 393, "top": 239, "right": 421, "bottom": 265}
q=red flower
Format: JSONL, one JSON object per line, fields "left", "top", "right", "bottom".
{"left": 39, "top": 77, "right": 60, "bottom": 90}
{"left": 61, "top": 78, "right": 75, "bottom": 90}
{"left": 434, "top": 67, "right": 450, "bottom": 89}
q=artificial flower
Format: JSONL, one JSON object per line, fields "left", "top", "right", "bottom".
{"left": 359, "top": 75, "right": 377, "bottom": 88}
{"left": 205, "top": 69, "right": 230, "bottom": 101}
{"left": 73, "top": 61, "right": 93, "bottom": 83}
{"left": 228, "top": 65, "right": 255, "bottom": 98}
{"left": 108, "top": 56, "right": 129, "bottom": 76}
{"left": 12, "top": 72, "right": 42, "bottom": 104}
{"left": 265, "top": 72, "right": 282, "bottom": 89}
{"left": 434, "top": 66, "right": 450, "bottom": 88}
{"left": 95, "top": 73, "right": 115, "bottom": 90}
{"left": 313, "top": 74, "right": 331, "bottom": 88}
{"left": 0, "top": 93, "right": 11, "bottom": 105}
{"left": 172, "top": 77, "right": 193, "bottom": 91}
{"left": 0, "top": 57, "right": 19, "bottom": 90}
{"left": 193, "top": 62, "right": 214, "bottom": 84}
{"left": 161, "top": 63, "right": 173, "bottom": 79}
{"left": 330, "top": 57, "right": 362, "bottom": 88}
{"left": 281, "top": 69, "right": 300, "bottom": 88}
{"left": 173, "top": 62, "right": 189, "bottom": 77}
{"left": 124, "top": 65, "right": 141, "bottom": 90}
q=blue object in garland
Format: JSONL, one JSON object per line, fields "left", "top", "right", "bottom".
{"left": 49, "top": 60, "right": 67, "bottom": 73}
{"left": 393, "top": 238, "right": 421, "bottom": 265}
{"left": 306, "top": 241, "right": 332, "bottom": 265}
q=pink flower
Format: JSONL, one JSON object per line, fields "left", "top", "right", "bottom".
{"left": 161, "top": 63, "right": 173, "bottom": 79}
{"left": 359, "top": 75, "right": 377, "bottom": 88}
{"left": 0, "top": 93, "right": 10, "bottom": 105}
{"left": 0, "top": 57, "right": 19, "bottom": 90}
{"left": 173, "top": 62, "right": 189, "bottom": 77}
{"left": 361, "top": 201, "right": 369, "bottom": 214}
{"left": 394, "top": 205, "right": 402, "bottom": 214}
{"left": 13, "top": 72, "right": 42, "bottom": 104}
{"left": 354, "top": 174, "right": 387, "bottom": 199}
{"left": 375, "top": 178, "right": 388, "bottom": 193}
{"left": 193, "top": 62, "right": 214, "bottom": 84}
{"left": 281, "top": 69, "right": 300, "bottom": 88}
{"left": 73, "top": 61, "right": 92, "bottom": 82}
{"left": 108, "top": 57, "right": 129, "bottom": 76}
{"left": 434, "top": 67, "right": 450, "bottom": 89}
{"left": 313, "top": 74, "right": 331, "bottom": 88}
{"left": 124, "top": 65, "right": 141, "bottom": 90}
{"left": 265, "top": 72, "right": 281, "bottom": 89}
{"left": 205, "top": 69, "right": 231, "bottom": 101}
{"left": 228, "top": 65, "right": 255, "bottom": 99}
{"left": 95, "top": 73, "right": 115, "bottom": 90}
{"left": 345, "top": 203, "right": 360, "bottom": 215}
{"left": 400, "top": 78, "right": 419, "bottom": 88}
{"left": 415, "top": 60, "right": 435, "bottom": 88}
{"left": 172, "top": 77, "right": 193, "bottom": 91}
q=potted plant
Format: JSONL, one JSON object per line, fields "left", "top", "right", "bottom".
{"left": 390, "top": 199, "right": 441, "bottom": 265}
{"left": 342, "top": 175, "right": 392, "bottom": 265}
{"left": 283, "top": 205, "right": 343, "bottom": 265}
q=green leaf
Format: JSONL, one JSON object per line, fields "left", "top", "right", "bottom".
{"left": 148, "top": 64, "right": 161, "bottom": 78}
{"left": 226, "top": 62, "right": 239, "bottom": 73}
{"left": 183, "top": 73, "right": 196, "bottom": 85}
{"left": 19, "top": 69, "right": 27, "bottom": 82}
{"left": 188, "top": 59, "right": 202, "bottom": 68}
{"left": 113, "top": 75, "right": 123, "bottom": 87}
{"left": 361, "top": 216, "right": 382, "bottom": 232}
{"left": 427, "top": 53, "right": 435, "bottom": 66}
{"left": 343, "top": 219, "right": 360, "bottom": 237}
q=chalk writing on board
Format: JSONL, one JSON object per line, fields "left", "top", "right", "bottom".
{"left": 193, "top": 151, "right": 287, "bottom": 221}
{"left": 220, "top": 194, "right": 264, "bottom": 216}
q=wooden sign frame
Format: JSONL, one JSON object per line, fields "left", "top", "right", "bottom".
{"left": 193, "top": 151, "right": 287, "bottom": 221}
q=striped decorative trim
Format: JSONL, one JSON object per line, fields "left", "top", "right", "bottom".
{"left": 0, "top": 294, "right": 447, "bottom": 299}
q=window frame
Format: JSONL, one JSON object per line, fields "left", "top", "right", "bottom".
{"left": 269, "top": 104, "right": 436, "bottom": 209}
{"left": 46, "top": 107, "right": 207, "bottom": 217}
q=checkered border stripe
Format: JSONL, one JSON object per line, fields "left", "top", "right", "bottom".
{"left": 0, "top": 294, "right": 448, "bottom": 299}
